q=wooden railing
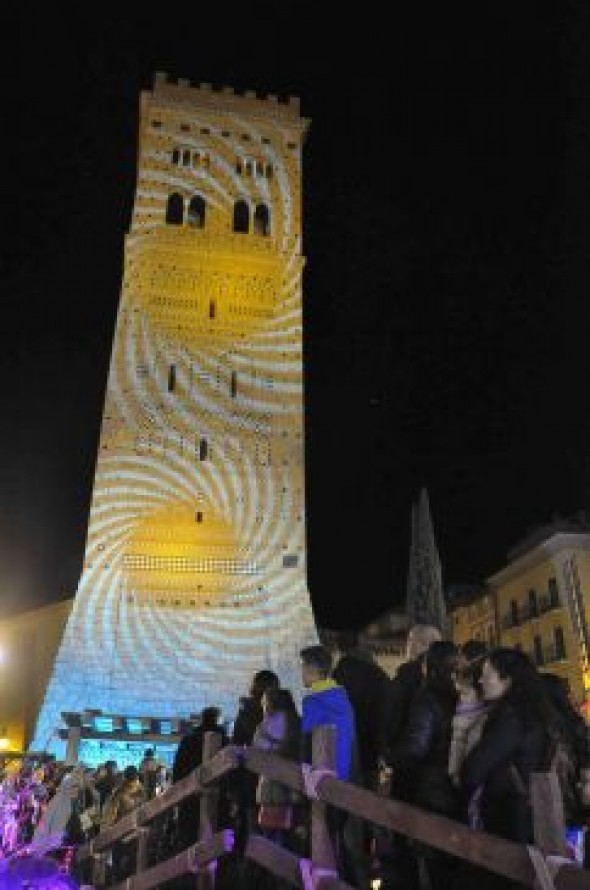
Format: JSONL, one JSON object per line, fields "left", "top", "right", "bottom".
{"left": 76, "top": 728, "right": 589, "bottom": 889}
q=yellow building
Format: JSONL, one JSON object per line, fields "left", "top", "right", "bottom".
{"left": 0, "top": 599, "right": 73, "bottom": 752}
{"left": 449, "top": 585, "right": 498, "bottom": 650}
{"left": 488, "top": 528, "right": 590, "bottom": 710}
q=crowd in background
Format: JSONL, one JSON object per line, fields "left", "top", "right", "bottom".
{"left": 1, "top": 626, "right": 589, "bottom": 890}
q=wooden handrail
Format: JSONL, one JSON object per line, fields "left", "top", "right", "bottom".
{"left": 109, "top": 830, "right": 234, "bottom": 890}
{"left": 75, "top": 730, "right": 589, "bottom": 890}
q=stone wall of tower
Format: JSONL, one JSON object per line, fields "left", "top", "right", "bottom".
{"left": 32, "top": 75, "right": 318, "bottom": 756}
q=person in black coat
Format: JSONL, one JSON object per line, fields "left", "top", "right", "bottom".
{"left": 332, "top": 630, "right": 391, "bottom": 789}
{"left": 541, "top": 672, "right": 590, "bottom": 825}
{"left": 383, "top": 641, "right": 459, "bottom": 890}
{"left": 381, "top": 624, "right": 442, "bottom": 763}
{"left": 460, "top": 649, "right": 558, "bottom": 844}
{"left": 172, "top": 706, "right": 228, "bottom": 849}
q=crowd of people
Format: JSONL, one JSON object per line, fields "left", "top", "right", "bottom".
{"left": 1, "top": 626, "right": 589, "bottom": 890}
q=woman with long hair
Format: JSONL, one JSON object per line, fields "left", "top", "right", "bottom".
{"left": 460, "top": 647, "right": 559, "bottom": 845}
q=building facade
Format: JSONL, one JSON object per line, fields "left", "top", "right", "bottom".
{"left": 0, "top": 600, "right": 72, "bottom": 753}
{"left": 449, "top": 585, "right": 498, "bottom": 650}
{"left": 489, "top": 530, "right": 590, "bottom": 710}
{"left": 31, "top": 75, "right": 318, "bottom": 761}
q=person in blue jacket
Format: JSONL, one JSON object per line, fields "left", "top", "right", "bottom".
{"left": 300, "top": 644, "right": 365, "bottom": 885}
{"left": 300, "top": 644, "right": 356, "bottom": 780}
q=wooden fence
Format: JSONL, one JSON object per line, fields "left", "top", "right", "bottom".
{"left": 75, "top": 728, "right": 589, "bottom": 889}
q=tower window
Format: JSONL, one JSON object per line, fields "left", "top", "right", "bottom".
{"left": 554, "top": 626, "right": 566, "bottom": 659}
{"left": 165, "top": 193, "right": 184, "bottom": 225}
{"left": 209, "top": 300, "right": 216, "bottom": 319}
{"left": 188, "top": 195, "right": 206, "bottom": 228}
{"left": 253, "top": 203, "right": 270, "bottom": 236}
{"left": 172, "top": 148, "right": 180, "bottom": 165}
{"left": 233, "top": 200, "right": 250, "bottom": 234}
{"left": 199, "top": 439, "right": 208, "bottom": 461}
{"left": 168, "top": 365, "right": 176, "bottom": 392}
{"left": 196, "top": 511, "right": 203, "bottom": 523}
{"left": 510, "top": 599, "right": 519, "bottom": 626}
{"left": 533, "top": 635, "right": 544, "bottom": 666}
{"left": 230, "top": 371, "right": 237, "bottom": 397}
{"left": 266, "top": 164, "right": 273, "bottom": 179}
{"left": 256, "top": 161, "right": 264, "bottom": 177}
{"left": 236, "top": 159, "right": 243, "bottom": 175}
{"left": 182, "top": 149, "right": 191, "bottom": 166}
{"left": 245, "top": 160, "right": 253, "bottom": 177}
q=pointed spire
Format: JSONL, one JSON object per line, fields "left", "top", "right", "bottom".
{"left": 405, "top": 487, "right": 447, "bottom": 635}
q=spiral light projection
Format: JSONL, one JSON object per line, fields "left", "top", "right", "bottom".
{"left": 32, "top": 80, "right": 319, "bottom": 758}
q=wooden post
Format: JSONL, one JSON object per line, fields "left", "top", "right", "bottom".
{"left": 530, "top": 771, "right": 567, "bottom": 857}
{"left": 136, "top": 826, "right": 151, "bottom": 875}
{"left": 311, "top": 724, "right": 338, "bottom": 878}
{"left": 196, "top": 731, "right": 223, "bottom": 890}
{"left": 65, "top": 725, "right": 81, "bottom": 765}
{"left": 91, "top": 851, "right": 107, "bottom": 887}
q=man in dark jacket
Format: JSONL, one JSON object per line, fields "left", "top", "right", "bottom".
{"left": 332, "top": 630, "right": 390, "bottom": 790}
{"left": 172, "top": 707, "right": 228, "bottom": 849}
{"left": 381, "top": 624, "right": 442, "bottom": 764}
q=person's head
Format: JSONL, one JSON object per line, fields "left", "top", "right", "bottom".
{"left": 406, "top": 624, "right": 442, "bottom": 661}
{"left": 200, "top": 706, "right": 221, "bottom": 728}
{"left": 123, "top": 765, "right": 139, "bottom": 783}
{"left": 482, "top": 647, "right": 557, "bottom": 728}
{"left": 143, "top": 748, "right": 155, "bottom": 759}
{"left": 300, "top": 645, "right": 332, "bottom": 687}
{"left": 262, "top": 687, "right": 298, "bottom": 716}
{"left": 423, "top": 641, "right": 459, "bottom": 702}
{"left": 461, "top": 639, "right": 488, "bottom": 662}
{"left": 454, "top": 639, "right": 488, "bottom": 698}
{"left": 335, "top": 630, "right": 358, "bottom": 655}
{"left": 249, "top": 669, "right": 280, "bottom": 703}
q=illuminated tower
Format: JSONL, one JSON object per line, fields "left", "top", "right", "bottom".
{"left": 32, "top": 74, "right": 318, "bottom": 756}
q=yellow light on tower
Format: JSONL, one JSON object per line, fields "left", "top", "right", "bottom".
{"left": 0, "top": 739, "right": 9, "bottom": 751}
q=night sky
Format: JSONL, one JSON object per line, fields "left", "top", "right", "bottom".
{"left": 3, "top": 8, "right": 590, "bottom": 629}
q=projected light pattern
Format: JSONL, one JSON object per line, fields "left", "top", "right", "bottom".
{"left": 32, "top": 76, "right": 318, "bottom": 758}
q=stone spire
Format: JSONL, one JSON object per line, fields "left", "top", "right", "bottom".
{"left": 405, "top": 488, "right": 447, "bottom": 634}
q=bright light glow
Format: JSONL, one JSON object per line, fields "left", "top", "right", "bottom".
{"left": 0, "top": 738, "right": 9, "bottom": 751}
{"left": 371, "top": 880, "right": 382, "bottom": 890}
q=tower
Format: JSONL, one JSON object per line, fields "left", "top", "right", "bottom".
{"left": 405, "top": 488, "right": 447, "bottom": 633}
{"left": 32, "top": 74, "right": 318, "bottom": 757}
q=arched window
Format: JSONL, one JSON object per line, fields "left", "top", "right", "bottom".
{"left": 166, "top": 193, "right": 184, "bottom": 225}
{"left": 233, "top": 200, "right": 250, "bottom": 233}
{"left": 245, "top": 160, "right": 253, "bottom": 177}
{"left": 182, "top": 149, "right": 191, "bottom": 166}
{"left": 172, "top": 148, "right": 180, "bottom": 165}
{"left": 253, "top": 203, "right": 270, "bottom": 236}
{"left": 188, "top": 195, "right": 206, "bottom": 228}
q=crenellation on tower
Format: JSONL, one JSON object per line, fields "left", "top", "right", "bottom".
{"left": 149, "top": 72, "right": 302, "bottom": 124}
